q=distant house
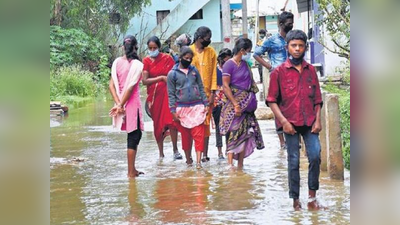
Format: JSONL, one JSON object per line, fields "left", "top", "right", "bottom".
{"left": 230, "top": 0, "right": 346, "bottom": 77}
{"left": 287, "top": 0, "right": 347, "bottom": 76}
{"left": 126, "top": 0, "right": 223, "bottom": 55}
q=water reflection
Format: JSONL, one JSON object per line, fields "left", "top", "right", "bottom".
{"left": 126, "top": 180, "right": 146, "bottom": 224}
{"left": 210, "top": 172, "right": 256, "bottom": 211}
{"left": 153, "top": 170, "right": 210, "bottom": 224}
{"left": 50, "top": 164, "right": 87, "bottom": 224}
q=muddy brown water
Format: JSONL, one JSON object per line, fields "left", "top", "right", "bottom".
{"left": 50, "top": 98, "right": 350, "bottom": 225}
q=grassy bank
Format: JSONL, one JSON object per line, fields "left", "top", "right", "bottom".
{"left": 50, "top": 65, "right": 106, "bottom": 106}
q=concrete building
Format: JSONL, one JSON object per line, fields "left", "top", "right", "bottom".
{"left": 125, "top": 0, "right": 222, "bottom": 55}
{"left": 230, "top": 0, "right": 348, "bottom": 77}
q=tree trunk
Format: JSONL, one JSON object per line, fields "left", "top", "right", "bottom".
{"left": 53, "top": 0, "right": 62, "bottom": 26}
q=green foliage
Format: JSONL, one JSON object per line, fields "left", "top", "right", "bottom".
{"left": 340, "top": 93, "right": 350, "bottom": 170}
{"left": 50, "top": 65, "right": 97, "bottom": 100}
{"left": 50, "top": 26, "right": 107, "bottom": 68}
{"left": 95, "top": 55, "right": 111, "bottom": 88}
{"left": 50, "top": 0, "right": 151, "bottom": 46}
{"left": 323, "top": 82, "right": 350, "bottom": 170}
{"left": 315, "top": 0, "right": 350, "bottom": 60}
{"left": 335, "top": 61, "right": 350, "bottom": 85}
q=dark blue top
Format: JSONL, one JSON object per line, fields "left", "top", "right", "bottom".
{"left": 216, "top": 66, "right": 222, "bottom": 86}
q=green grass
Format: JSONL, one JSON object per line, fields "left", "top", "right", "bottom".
{"left": 52, "top": 95, "right": 93, "bottom": 107}
{"left": 50, "top": 65, "right": 109, "bottom": 108}
{"left": 50, "top": 65, "right": 97, "bottom": 98}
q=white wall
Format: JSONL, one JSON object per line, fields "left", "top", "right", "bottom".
{"left": 175, "top": 0, "right": 222, "bottom": 42}
{"left": 125, "top": 0, "right": 222, "bottom": 44}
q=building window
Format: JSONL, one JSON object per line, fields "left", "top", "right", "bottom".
{"left": 156, "top": 10, "right": 170, "bottom": 24}
{"left": 190, "top": 9, "right": 203, "bottom": 20}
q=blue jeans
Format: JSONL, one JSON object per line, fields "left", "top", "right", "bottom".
{"left": 284, "top": 126, "right": 321, "bottom": 199}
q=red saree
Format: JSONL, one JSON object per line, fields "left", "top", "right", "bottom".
{"left": 143, "top": 53, "right": 176, "bottom": 142}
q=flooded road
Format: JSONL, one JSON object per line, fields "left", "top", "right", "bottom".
{"left": 50, "top": 98, "right": 350, "bottom": 225}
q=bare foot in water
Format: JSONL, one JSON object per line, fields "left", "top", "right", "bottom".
{"left": 307, "top": 199, "right": 327, "bottom": 210}
{"left": 127, "top": 171, "right": 144, "bottom": 178}
{"left": 293, "top": 199, "right": 302, "bottom": 211}
{"left": 226, "top": 164, "right": 236, "bottom": 171}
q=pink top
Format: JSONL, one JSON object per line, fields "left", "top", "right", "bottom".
{"left": 111, "top": 57, "right": 144, "bottom": 133}
{"left": 116, "top": 59, "right": 131, "bottom": 92}
{"left": 176, "top": 104, "right": 206, "bottom": 129}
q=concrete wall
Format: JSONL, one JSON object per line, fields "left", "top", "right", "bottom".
{"left": 176, "top": 0, "right": 222, "bottom": 42}
{"left": 265, "top": 15, "right": 279, "bottom": 34}
{"left": 126, "top": 0, "right": 221, "bottom": 44}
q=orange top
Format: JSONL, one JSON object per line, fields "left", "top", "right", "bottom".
{"left": 189, "top": 44, "right": 217, "bottom": 97}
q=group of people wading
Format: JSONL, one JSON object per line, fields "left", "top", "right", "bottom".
{"left": 109, "top": 11, "right": 325, "bottom": 210}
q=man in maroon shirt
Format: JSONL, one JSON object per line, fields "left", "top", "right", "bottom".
{"left": 266, "top": 30, "right": 324, "bottom": 210}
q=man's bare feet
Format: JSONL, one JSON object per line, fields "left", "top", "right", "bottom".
{"left": 307, "top": 190, "right": 326, "bottom": 210}
{"left": 307, "top": 199, "right": 327, "bottom": 210}
{"left": 293, "top": 199, "right": 302, "bottom": 211}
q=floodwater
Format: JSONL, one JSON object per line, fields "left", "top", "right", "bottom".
{"left": 50, "top": 97, "right": 350, "bottom": 225}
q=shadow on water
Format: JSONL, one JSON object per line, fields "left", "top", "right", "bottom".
{"left": 50, "top": 93, "right": 350, "bottom": 224}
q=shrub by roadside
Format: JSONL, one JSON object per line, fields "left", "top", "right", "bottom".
{"left": 50, "top": 66, "right": 99, "bottom": 104}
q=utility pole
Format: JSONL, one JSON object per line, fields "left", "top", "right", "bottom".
{"left": 221, "top": 0, "right": 233, "bottom": 49}
{"left": 255, "top": 0, "right": 260, "bottom": 47}
{"left": 242, "top": 0, "right": 248, "bottom": 38}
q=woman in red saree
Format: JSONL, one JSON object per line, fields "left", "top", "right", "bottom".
{"left": 142, "top": 36, "right": 182, "bottom": 160}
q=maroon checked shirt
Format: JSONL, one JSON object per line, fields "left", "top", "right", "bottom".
{"left": 266, "top": 59, "right": 323, "bottom": 129}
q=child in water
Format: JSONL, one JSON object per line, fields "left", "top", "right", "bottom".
{"left": 167, "top": 46, "right": 209, "bottom": 169}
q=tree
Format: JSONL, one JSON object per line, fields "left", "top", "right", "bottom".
{"left": 50, "top": 0, "right": 151, "bottom": 46}
{"left": 315, "top": 0, "right": 350, "bottom": 60}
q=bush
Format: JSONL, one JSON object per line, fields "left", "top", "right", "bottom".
{"left": 95, "top": 55, "right": 111, "bottom": 88}
{"left": 50, "top": 26, "right": 107, "bottom": 68}
{"left": 50, "top": 66, "right": 96, "bottom": 100}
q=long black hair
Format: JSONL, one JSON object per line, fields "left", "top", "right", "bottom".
{"left": 147, "top": 36, "right": 161, "bottom": 48}
{"left": 193, "top": 26, "right": 212, "bottom": 43}
{"left": 123, "top": 35, "right": 140, "bottom": 61}
{"left": 217, "top": 48, "right": 232, "bottom": 64}
{"left": 232, "top": 38, "right": 252, "bottom": 55}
